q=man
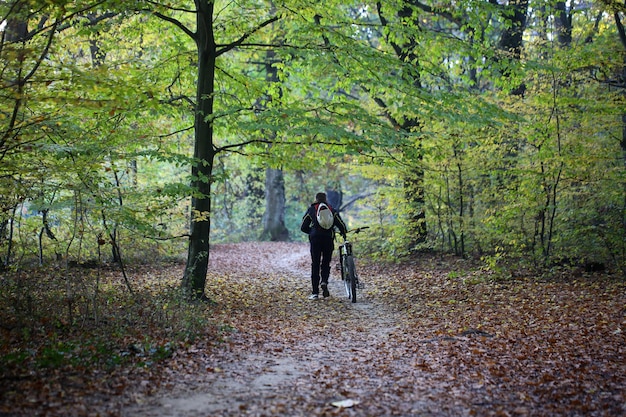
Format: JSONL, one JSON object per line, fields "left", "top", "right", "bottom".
{"left": 300, "top": 192, "right": 348, "bottom": 300}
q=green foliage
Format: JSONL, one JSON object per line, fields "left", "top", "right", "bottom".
{"left": 0, "top": 0, "right": 624, "bottom": 276}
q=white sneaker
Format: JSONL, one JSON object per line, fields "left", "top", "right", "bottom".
{"left": 308, "top": 294, "right": 319, "bottom": 300}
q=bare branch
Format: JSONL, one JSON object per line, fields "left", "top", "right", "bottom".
{"left": 157, "top": 125, "right": 194, "bottom": 139}
{"left": 145, "top": 233, "right": 191, "bottom": 241}
{"left": 339, "top": 192, "right": 375, "bottom": 212}
{"left": 215, "top": 137, "right": 350, "bottom": 155}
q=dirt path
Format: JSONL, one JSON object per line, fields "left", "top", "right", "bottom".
{"left": 118, "top": 241, "right": 625, "bottom": 417}
{"left": 2, "top": 242, "right": 623, "bottom": 416}
{"left": 122, "top": 242, "right": 445, "bottom": 417}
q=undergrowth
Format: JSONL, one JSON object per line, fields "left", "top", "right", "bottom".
{"left": 0, "top": 261, "right": 219, "bottom": 375}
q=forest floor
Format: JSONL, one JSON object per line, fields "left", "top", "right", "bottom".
{"left": 1, "top": 241, "right": 625, "bottom": 416}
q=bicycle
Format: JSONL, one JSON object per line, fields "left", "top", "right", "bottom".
{"left": 337, "top": 226, "right": 368, "bottom": 303}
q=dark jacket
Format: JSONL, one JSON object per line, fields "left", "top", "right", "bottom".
{"left": 300, "top": 202, "right": 348, "bottom": 238}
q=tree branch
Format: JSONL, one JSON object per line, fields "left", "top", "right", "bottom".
{"left": 144, "top": 0, "right": 197, "bottom": 14}
{"left": 615, "top": 12, "right": 626, "bottom": 49}
{"left": 152, "top": 11, "right": 195, "bottom": 40}
{"left": 22, "top": 20, "right": 58, "bottom": 85}
{"left": 407, "top": 0, "right": 462, "bottom": 26}
{"left": 216, "top": 15, "right": 281, "bottom": 56}
{"left": 340, "top": 192, "right": 375, "bottom": 212}
{"left": 214, "top": 137, "right": 352, "bottom": 155}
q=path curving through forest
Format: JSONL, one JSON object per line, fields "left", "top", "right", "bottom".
{"left": 2, "top": 242, "right": 624, "bottom": 416}
{"left": 121, "top": 241, "right": 625, "bottom": 417}
{"left": 122, "top": 241, "right": 450, "bottom": 417}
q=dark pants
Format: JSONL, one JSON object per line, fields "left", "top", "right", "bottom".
{"left": 309, "top": 234, "right": 334, "bottom": 294}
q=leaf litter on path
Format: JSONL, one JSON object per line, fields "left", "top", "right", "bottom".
{"left": 124, "top": 242, "right": 625, "bottom": 416}
{"left": 2, "top": 241, "right": 624, "bottom": 416}
{"left": 124, "top": 241, "right": 448, "bottom": 416}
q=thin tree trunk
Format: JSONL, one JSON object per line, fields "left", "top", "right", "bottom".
{"left": 615, "top": 13, "right": 626, "bottom": 275}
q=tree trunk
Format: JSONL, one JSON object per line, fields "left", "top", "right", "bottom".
{"left": 376, "top": 2, "right": 427, "bottom": 247}
{"left": 326, "top": 189, "right": 342, "bottom": 210}
{"left": 615, "top": 12, "right": 626, "bottom": 274}
{"left": 182, "top": 0, "right": 216, "bottom": 299}
{"left": 260, "top": 168, "right": 289, "bottom": 241}
{"left": 497, "top": 0, "right": 529, "bottom": 96}
{"left": 555, "top": 2, "right": 572, "bottom": 47}
{"left": 404, "top": 165, "right": 427, "bottom": 246}
{"left": 259, "top": 43, "right": 289, "bottom": 241}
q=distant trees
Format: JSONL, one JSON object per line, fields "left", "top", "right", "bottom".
{"left": 1, "top": 0, "right": 625, "bottom": 291}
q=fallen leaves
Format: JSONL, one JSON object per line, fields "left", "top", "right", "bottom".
{"left": 1, "top": 242, "right": 624, "bottom": 416}
{"left": 363, "top": 254, "right": 626, "bottom": 416}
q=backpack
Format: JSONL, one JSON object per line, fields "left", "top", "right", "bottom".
{"left": 316, "top": 203, "right": 334, "bottom": 229}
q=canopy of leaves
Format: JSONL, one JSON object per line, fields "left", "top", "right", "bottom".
{"left": 1, "top": 0, "right": 624, "bottom": 272}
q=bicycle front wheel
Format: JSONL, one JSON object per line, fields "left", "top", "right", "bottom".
{"left": 343, "top": 255, "right": 357, "bottom": 303}
{"left": 342, "top": 256, "right": 351, "bottom": 299}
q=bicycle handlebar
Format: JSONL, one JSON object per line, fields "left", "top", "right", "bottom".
{"left": 338, "top": 227, "right": 369, "bottom": 243}
{"left": 348, "top": 226, "right": 370, "bottom": 234}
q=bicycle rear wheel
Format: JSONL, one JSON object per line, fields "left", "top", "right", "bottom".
{"left": 343, "top": 255, "right": 357, "bottom": 303}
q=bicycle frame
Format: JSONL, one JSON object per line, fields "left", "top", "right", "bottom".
{"left": 339, "top": 240, "right": 353, "bottom": 259}
{"left": 338, "top": 227, "right": 368, "bottom": 303}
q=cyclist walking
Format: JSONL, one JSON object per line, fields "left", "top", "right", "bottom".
{"left": 300, "top": 192, "right": 348, "bottom": 300}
